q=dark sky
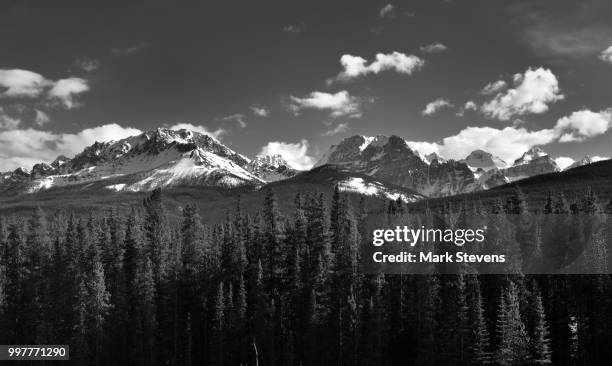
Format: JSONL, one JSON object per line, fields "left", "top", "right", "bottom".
{"left": 1, "top": 0, "right": 611, "bottom": 170}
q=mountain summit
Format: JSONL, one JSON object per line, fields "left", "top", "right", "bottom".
{"left": 0, "top": 128, "right": 267, "bottom": 193}
{"left": 315, "top": 135, "right": 477, "bottom": 197}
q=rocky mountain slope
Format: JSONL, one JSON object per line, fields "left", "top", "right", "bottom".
{"left": 502, "top": 147, "right": 560, "bottom": 182}
{"left": 316, "top": 135, "right": 477, "bottom": 197}
{"left": 245, "top": 154, "right": 298, "bottom": 182}
{"left": 0, "top": 128, "right": 267, "bottom": 193}
{"left": 267, "top": 165, "right": 424, "bottom": 203}
{"left": 461, "top": 150, "right": 507, "bottom": 172}
{"left": 0, "top": 129, "right": 605, "bottom": 199}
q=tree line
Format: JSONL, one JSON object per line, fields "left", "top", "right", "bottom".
{"left": 1, "top": 187, "right": 612, "bottom": 365}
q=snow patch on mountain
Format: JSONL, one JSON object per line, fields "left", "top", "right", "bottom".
{"left": 338, "top": 177, "right": 422, "bottom": 203}
{"left": 513, "top": 147, "right": 548, "bottom": 166}
{"left": 462, "top": 150, "right": 507, "bottom": 171}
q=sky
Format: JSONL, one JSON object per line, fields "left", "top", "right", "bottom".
{"left": 1, "top": 0, "right": 612, "bottom": 171}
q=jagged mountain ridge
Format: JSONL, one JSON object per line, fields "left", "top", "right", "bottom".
{"left": 246, "top": 154, "right": 298, "bottom": 182}
{"left": 502, "top": 147, "right": 560, "bottom": 182}
{"left": 0, "top": 128, "right": 267, "bottom": 193}
{"left": 461, "top": 150, "right": 507, "bottom": 172}
{"left": 0, "top": 129, "right": 606, "bottom": 199}
{"left": 315, "top": 135, "right": 478, "bottom": 197}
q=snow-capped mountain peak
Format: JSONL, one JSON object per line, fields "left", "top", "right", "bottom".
{"left": 565, "top": 156, "right": 593, "bottom": 171}
{"left": 251, "top": 154, "right": 289, "bottom": 168}
{"left": 314, "top": 134, "right": 476, "bottom": 197}
{"left": 0, "top": 128, "right": 269, "bottom": 194}
{"left": 513, "top": 146, "right": 548, "bottom": 166}
{"left": 246, "top": 154, "right": 298, "bottom": 182}
{"left": 461, "top": 149, "right": 507, "bottom": 172}
{"left": 503, "top": 146, "right": 559, "bottom": 182}
{"left": 424, "top": 152, "right": 446, "bottom": 164}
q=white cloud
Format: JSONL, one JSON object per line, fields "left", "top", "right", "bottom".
{"left": 34, "top": 109, "right": 50, "bottom": 126}
{"left": 47, "top": 78, "right": 90, "bottom": 109}
{"left": 379, "top": 4, "right": 395, "bottom": 18}
{"left": 420, "top": 43, "right": 448, "bottom": 53}
{"left": 257, "top": 139, "right": 315, "bottom": 170}
{"left": 112, "top": 42, "right": 147, "bottom": 55}
{"left": 480, "top": 80, "right": 507, "bottom": 95}
{"left": 554, "top": 109, "right": 612, "bottom": 142}
{"left": 0, "top": 107, "right": 20, "bottom": 130}
{"left": 0, "top": 123, "right": 141, "bottom": 171}
{"left": 76, "top": 58, "right": 100, "bottom": 72}
{"left": 599, "top": 46, "right": 612, "bottom": 64}
{"left": 321, "top": 122, "right": 349, "bottom": 137}
{"left": 593, "top": 156, "right": 610, "bottom": 162}
{"left": 554, "top": 157, "right": 575, "bottom": 170}
{"left": 0, "top": 69, "right": 47, "bottom": 97}
{"left": 168, "top": 123, "right": 227, "bottom": 139}
{"left": 222, "top": 113, "right": 247, "bottom": 128}
{"left": 408, "top": 107, "right": 612, "bottom": 164}
{"left": 456, "top": 101, "right": 478, "bottom": 117}
{"left": 422, "top": 98, "right": 453, "bottom": 116}
{"left": 330, "top": 52, "right": 424, "bottom": 83}
{"left": 407, "top": 125, "right": 558, "bottom": 164}
{"left": 250, "top": 104, "right": 270, "bottom": 117}
{"left": 0, "top": 69, "right": 90, "bottom": 109}
{"left": 283, "top": 24, "right": 303, "bottom": 33}
{"left": 481, "top": 67, "right": 564, "bottom": 121}
{"left": 288, "top": 90, "right": 369, "bottom": 118}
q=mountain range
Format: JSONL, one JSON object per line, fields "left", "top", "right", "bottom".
{"left": 0, "top": 128, "right": 608, "bottom": 201}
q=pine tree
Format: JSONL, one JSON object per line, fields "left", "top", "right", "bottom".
{"left": 262, "top": 189, "right": 284, "bottom": 295}
{"left": 88, "top": 259, "right": 110, "bottom": 366}
{"left": 1, "top": 223, "right": 24, "bottom": 343}
{"left": 132, "top": 257, "right": 156, "bottom": 366}
{"left": 142, "top": 188, "right": 170, "bottom": 281}
{"left": 496, "top": 282, "right": 530, "bottom": 365}
{"left": 467, "top": 276, "right": 492, "bottom": 365}
{"left": 531, "top": 290, "right": 552, "bottom": 365}
{"left": 213, "top": 282, "right": 225, "bottom": 366}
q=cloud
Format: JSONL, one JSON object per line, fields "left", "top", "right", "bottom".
{"left": 456, "top": 101, "right": 478, "bottom": 117}
{"left": 0, "top": 107, "right": 20, "bottom": 130}
{"left": 0, "top": 123, "right": 141, "bottom": 171}
{"left": 520, "top": 12, "right": 612, "bottom": 59}
{"left": 407, "top": 107, "right": 612, "bottom": 164}
{"left": 283, "top": 23, "right": 304, "bottom": 33}
{"left": 34, "top": 109, "right": 50, "bottom": 126}
{"left": 554, "top": 109, "right": 612, "bottom": 142}
{"left": 555, "top": 157, "right": 575, "bottom": 170}
{"left": 168, "top": 123, "right": 227, "bottom": 139}
{"left": 222, "top": 113, "right": 247, "bottom": 128}
{"left": 379, "top": 4, "right": 396, "bottom": 18}
{"left": 257, "top": 139, "right": 315, "bottom": 170}
{"left": 599, "top": 46, "right": 612, "bottom": 64}
{"left": 0, "top": 69, "right": 90, "bottom": 109}
{"left": 329, "top": 52, "right": 424, "bottom": 83}
{"left": 112, "top": 42, "right": 147, "bottom": 55}
{"left": 0, "top": 69, "right": 47, "bottom": 97}
{"left": 288, "top": 90, "right": 369, "bottom": 118}
{"left": 75, "top": 58, "right": 100, "bottom": 72}
{"left": 407, "top": 125, "right": 558, "bottom": 163}
{"left": 47, "top": 78, "right": 90, "bottom": 109}
{"left": 480, "top": 80, "right": 508, "bottom": 95}
{"left": 321, "top": 122, "right": 349, "bottom": 137}
{"left": 481, "top": 67, "right": 564, "bottom": 121}
{"left": 420, "top": 43, "right": 448, "bottom": 53}
{"left": 422, "top": 98, "right": 454, "bottom": 116}
{"left": 250, "top": 104, "right": 270, "bottom": 117}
